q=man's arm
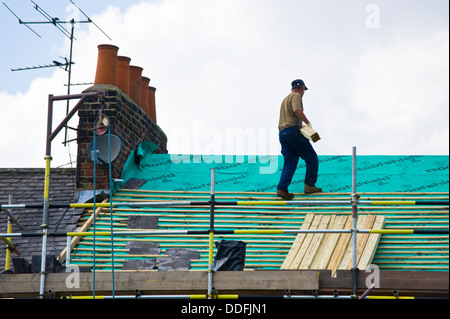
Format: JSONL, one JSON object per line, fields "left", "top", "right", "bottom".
{"left": 294, "top": 109, "right": 311, "bottom": 126}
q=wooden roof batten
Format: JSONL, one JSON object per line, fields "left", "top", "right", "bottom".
{"left": 1, "top": 190, "right": 448, "bottom": 298}
{"left": 61, "top": 190, "right": 448, "bottom": 272}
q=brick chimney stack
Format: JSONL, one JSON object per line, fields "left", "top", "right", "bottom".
{"left": 92, "top": 44, "right": 158, "bottom": 122}
{"left": 75, "top": 44, "right": 166, "bottom": 191}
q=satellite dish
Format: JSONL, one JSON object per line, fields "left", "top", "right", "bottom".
{"left": 88, "top": 134, "right": 122, "bottom": 164}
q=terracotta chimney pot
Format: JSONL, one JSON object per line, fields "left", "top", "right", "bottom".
{"left": 116, "top": 56, "right": 131, "bottom": 95}
{"left": 94, "top": 44, "right": 119, "bottom": 85}
{"left": 140, "top": 76, "right": 150, "bottom": 114}
{"left": 148, "top": 86, "right": 157, "bottom": 123}
{"left": 129, "top": 65, "right": 143, "bottom": 106}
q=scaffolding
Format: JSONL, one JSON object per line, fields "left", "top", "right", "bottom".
{"left": 1, "top": 91, "right": 449, "bottom": 299}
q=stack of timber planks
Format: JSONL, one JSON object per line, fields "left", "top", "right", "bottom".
{"left": 281, "top": 214, "right": 385, "bottom": 276}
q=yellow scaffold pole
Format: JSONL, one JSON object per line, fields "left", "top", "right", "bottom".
{"left": 4, "top": 195, "right": 13, "bottom": 271}
{"left": 207, "top": 169, "right": 216, "bottom": 299}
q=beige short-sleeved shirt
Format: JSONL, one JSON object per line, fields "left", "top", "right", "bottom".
{"left": 278, "top": 92, "right": 303, "bottom": 131}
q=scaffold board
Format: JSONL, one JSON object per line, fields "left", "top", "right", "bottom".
{"left": 281, "top": 214, "right": 385, "bottom": 276}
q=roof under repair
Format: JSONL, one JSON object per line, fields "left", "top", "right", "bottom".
{"left": 1, "top": 142, "right": 448, "bottom": 299}
{"left": 62, "top": 145, "right": 449, "bottom": 273}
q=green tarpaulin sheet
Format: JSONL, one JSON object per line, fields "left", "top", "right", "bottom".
{"left": 120, "top": 143, "right": 449, "bottom": 193}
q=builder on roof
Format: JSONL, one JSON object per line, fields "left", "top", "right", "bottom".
{"left": 276, "top": 79, "right": 323, "bottom": 199}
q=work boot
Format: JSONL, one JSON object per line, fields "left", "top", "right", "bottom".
{"left": 276, "top": 190, "right": 294, "bottom": 200}
{"left": 304, "top": 184, "right": 323, "bottom": 194}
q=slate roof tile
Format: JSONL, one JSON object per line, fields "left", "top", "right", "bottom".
{"left": 0, "top": 168, "right": 83, "bottom": 270}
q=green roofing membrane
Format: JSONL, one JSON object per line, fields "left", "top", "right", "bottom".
{"left": 67, "top": 144, "right": 448, "bottom": 272}
{"left": 121, "top": 146, "right": 449, "bottom": 193}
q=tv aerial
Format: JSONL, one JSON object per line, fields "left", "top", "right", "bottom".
{"left": 3, "top": 0, "right": 111, "bottom": 144}
{"left": 10, "top": 57, "right": 74, "bottom": 72}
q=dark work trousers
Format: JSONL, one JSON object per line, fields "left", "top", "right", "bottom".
{"left": 277, "top": 126, "right": 319, "bottom": 192}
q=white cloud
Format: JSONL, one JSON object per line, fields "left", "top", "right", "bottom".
{"left": 342, "top": 31, "right": 449, "bottom": 155}
{"left": 0, "top": 0, "right": 448, "bottom": 168}
{"left": 0, "top": 70, "right": 76, "bottom": 167}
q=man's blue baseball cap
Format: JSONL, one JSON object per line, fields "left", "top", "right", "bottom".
{"left": 292, "top": 79, "right": 308, "bottom": 90}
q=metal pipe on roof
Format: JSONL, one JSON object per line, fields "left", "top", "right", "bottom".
{"left": 39, "top": 154, "right": 52, "bottom": 299}
{"left": 207, "top": 168, "right": 216, "bottom": 299}
{"left": 1, "top": 199, "right": 448, "bottom": 210}
{"left": 351, "top": 146, "right": 358, "bottom": 298}
{"left": 107, "top": 127, "right": 116, "bottom": 298}
{"left": 0, "top": 197, "right": 25, "bottom": 231}
{"left": 358, "top": 283, "right": 376, "bottom": 299}
{"left": 38, "top": 91, "right": 105, "bottom": 299}
{"left": 1, "top": 228, "right": 448, "bottom": 239}
{"left": 66, "top": 236, "right": 72, "bottom": 266}
{"left": 38, "top": 93, "right": 55, "bottom": 297}
{"left": 4, "top": 195, "right": 19, "bottom": 271}
{"left": 92, "top": 130, "right": 97, "bottom": 298}
{"left": 4, "top": 217, "right": 12, "bottom": 271}
{"left": 1, "top": 209, "right": 24, "bottom": 229}
{"left": 1, "top": 237, "right": 20, "bottom": 257}
{"left": 65, "top": 293, "right": 429, "bottom": 300}
{"left": 48, "top": 93, "right": 103, "bottom": 145}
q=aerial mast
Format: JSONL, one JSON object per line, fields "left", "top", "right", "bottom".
{"left": 3, "top": 0, "right": 111, "bottom": 145}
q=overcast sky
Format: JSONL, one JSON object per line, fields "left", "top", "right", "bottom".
{"left": 0, "top": 0, "right": 448, "bottom": 168}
